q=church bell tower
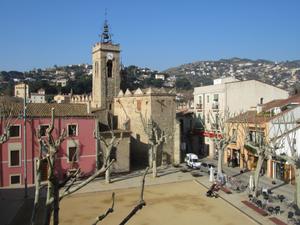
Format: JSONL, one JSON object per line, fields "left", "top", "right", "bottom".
{"left": 92, "top": 18, "right": 121, "bottom": 110}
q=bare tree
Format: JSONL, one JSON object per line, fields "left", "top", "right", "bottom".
{"left": 239, "top": 111, "right": 284, "bottom": 197}
{"left": 42, "top": 108, "right": 66, "bottom": 225}
{"left": 199, "top": 110, "right": 239, "bottom": 178}
{"left": 139, "top": 113, "right": 168, "bottom": 178}
{"left": 94, "top": 128, "right": 123, "bottom": 183}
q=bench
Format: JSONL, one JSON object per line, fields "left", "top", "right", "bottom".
{"left": 241, "top": 200, "right": 268, "bottom": 216}
{"left": 269, "top": 217, "right": 288, "bottom": 225}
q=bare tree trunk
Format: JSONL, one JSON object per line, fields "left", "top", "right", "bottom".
{"left": 148, "top": 148, "right": 153, "bottom": 168}
{"left": 152, "top": 146, "right": 157, "bottom": 178}
{"left": 53, "top": 180, "right": 59, "bottom": 225}
{"left": 44, "top": 153, "right": 55, "bottom": 225}
{"left": 217, "top": 144, "right": 224, "bottom": 176}
{"left": 30, "top": 159, "right": 42, "bottom": 225}
{"left": 44, "top": 181, "right": 53, "bottom": 225}
{"left": 105, "top": 167, "right": 111, "bottom": 184}
{"left": 253, "top": 154, "right": 264, "bottom": 197}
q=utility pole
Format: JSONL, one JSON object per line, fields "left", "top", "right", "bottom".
{"left": 23, "top": 82, "right": 28, "bottom": 198}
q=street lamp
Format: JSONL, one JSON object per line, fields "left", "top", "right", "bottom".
{"left": 23, "top": 82, "right": 28, "bottom": 198}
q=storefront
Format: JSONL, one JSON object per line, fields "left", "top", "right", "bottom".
{"left": 270, "top": 158, "right": 294, "bottom": 184}
{"left": 225, "top": 147, "right": 240, "bottom": 168}
{"left": 246, "top": 153, "right": 267, "bottom": 174}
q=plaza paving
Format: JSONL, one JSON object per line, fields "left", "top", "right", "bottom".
{"left": 0, "top": 158, "right": 297, "bottom": 225}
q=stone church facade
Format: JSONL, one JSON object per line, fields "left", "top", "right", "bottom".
{"left": 114, "top": 88, "right": 180, "bottom": 167}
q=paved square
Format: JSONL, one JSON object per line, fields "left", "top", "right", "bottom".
{"left": 59, "top": 181, "right": 257, "bottom": 225}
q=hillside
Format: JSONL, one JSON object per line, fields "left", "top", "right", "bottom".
{"left": 163, "top": 58, "right": 300, "bottom": 91}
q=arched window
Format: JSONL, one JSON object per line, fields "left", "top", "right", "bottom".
{"left": 107, "top": 60, "right": 113, "bottom": 78}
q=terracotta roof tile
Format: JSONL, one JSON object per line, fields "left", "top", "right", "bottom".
{"left": 262, "top": 94, "right": 300, "bottom": 111}
{"left": 0, "top": 99, "right": 92, "bottom": 118}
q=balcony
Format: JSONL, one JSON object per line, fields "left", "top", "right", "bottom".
{"left": 212, "top": 102, "right": 219, "bottom": 110}
{"left": 196, "top": 104, "right": 203, "bottom": 110}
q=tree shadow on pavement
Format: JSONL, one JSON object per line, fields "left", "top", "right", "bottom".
{"left": 269, "top": 181, "right": 288, "bottom": 191}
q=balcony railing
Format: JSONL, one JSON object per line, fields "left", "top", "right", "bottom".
{"left": 212, "top": 103, "right": 219, "bottom": 110}
{"left": 196, "top": 104, "right": 203, "bottom": 109}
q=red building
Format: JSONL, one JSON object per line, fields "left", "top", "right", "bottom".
{"left": 0, "top": 103, "right": 97, "bottom": 187}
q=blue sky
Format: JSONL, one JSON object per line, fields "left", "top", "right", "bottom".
{"left": 0, "top": 0, "right": 299, "bottom": 71}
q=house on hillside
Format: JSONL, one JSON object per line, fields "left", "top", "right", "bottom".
{"left": 14, "top": 83, "right": 29, "bottom": 100}
{"left": 30, "top": 88, "right": 46, "bottom": 103}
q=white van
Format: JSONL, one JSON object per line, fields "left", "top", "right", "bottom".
{"left": 185, "top": 153, "right": 201, "bottom": 169}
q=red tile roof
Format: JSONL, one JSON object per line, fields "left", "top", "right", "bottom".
{"left": 0, "top": 98, "right": 93, "bottom": 118}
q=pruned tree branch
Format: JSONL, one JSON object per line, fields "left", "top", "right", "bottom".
{"left": 119, "top": 167, "right": 149, "bottom": 225}
{"left": 92, "top": 192, "right": 115, "bottom": 225}
{"left": 59, "top": 159, "right": 115, "bottom": 200}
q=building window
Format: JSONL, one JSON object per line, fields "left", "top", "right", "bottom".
{"left": 137, "top": 100, "right": 142, "bottom": 111}
{"left": 107, "top": 60, "right": 113, "bottom": 78}
{"left": 10, "top": 174, "right": 21, "bottom": 185}
{"left": 68, "top": 124, "right": 78, "bottom": 137}
{"left": 212, "top": 94, "right": 219, "bottom": 110}
{"left": 68, "top": 147, "right": 78, "bottom": 162}
{"left": 9, "top": 149, "right": 21, "bottom": 167}
{"left": 39, "top": 125, "right": 49, "bottom": 137}
{"left": 249, "top": 130, "right": 264, "bottom": 145}
{"left": 10, "top": 125, "right": 21, "bottom": 138}
{"left": 198, "top": 96, "right": 203, "bottom": 109}
{"left": 213, "top": 94, "right": 219, "bottom": 102}
{"left": 207, "top": 95, "right": 210, "bottom": 103}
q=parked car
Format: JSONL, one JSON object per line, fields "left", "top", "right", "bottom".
{"left": 184, "top": 153, "right": 201, "bottom": 169}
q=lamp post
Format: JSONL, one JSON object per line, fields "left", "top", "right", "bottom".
{"left": 23, "top": 82, "right": 28, "bottom": 198}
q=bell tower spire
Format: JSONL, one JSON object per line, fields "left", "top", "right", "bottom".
{"left": 100, "top": 9, "right": 112, "bottom": 44}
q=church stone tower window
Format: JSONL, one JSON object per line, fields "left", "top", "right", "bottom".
{"left": 95, "top": 62, "right": 99, "bottom": 77}
{"left": 107, "top": 60, "right": 113, "bottom": 78}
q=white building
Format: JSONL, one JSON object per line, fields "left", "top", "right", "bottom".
{"left": 30, "top": 88, "right": 46, "bottom": 103}
{"left": 269, "top": 104, "right": 300, "bottom": 182}
{"left": 155, "top": 73, "right": 166, "bottom": 80}
{"left": 193, "top": 77, "right": 289, "bottom": 157}
{"left": 55, "top": 78, "right": 68, "bottom": 87}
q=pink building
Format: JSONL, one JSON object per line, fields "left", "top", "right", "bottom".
{"left": 0, "top": 103, "right": 97, "bottom": 187}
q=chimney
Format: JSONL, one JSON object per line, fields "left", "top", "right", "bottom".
{"left": 260, "top": 97, "right": 264, "bottom": 104}
{"left": 256, "top": 104, "right": 262, "bottom": 114}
